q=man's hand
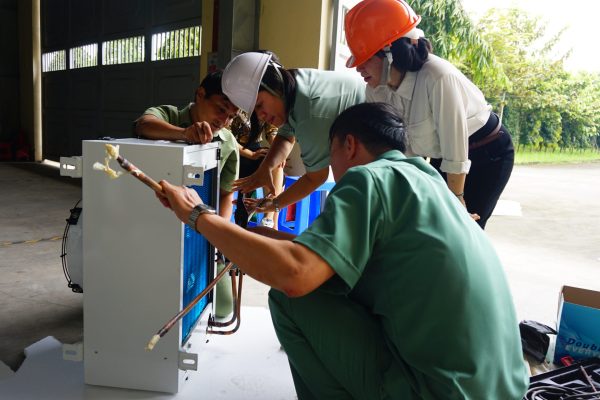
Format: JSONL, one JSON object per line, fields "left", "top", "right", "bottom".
{"left": 250, "top": 148, "right": 269, "bottom": 160}
{"left": 157, "top": 180, "right": 203, "bottom": 223}
{"left": 182, "top": 121, "right": 213, "bottom": 144}
{"left": 232, "top": 164, "right": 275, "bottom": 195}
{"left": 243, "top": 196, "right": 276, "bottom": 213}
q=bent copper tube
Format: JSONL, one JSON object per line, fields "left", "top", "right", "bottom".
{"left": 207, "top": 270, "right": 244, "bottom": 335}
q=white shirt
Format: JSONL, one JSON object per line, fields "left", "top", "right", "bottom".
{"left": 366, "top": 54, "right": 491, "bottom": 174}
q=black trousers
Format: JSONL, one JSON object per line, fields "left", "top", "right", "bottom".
{"left": 431, "top": 113, "right": 514, "bottom": 229}
{"left": 234, "top": 142, "right": 265, "bottom": 227}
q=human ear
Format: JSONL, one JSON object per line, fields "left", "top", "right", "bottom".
{"left": 345, "top": 135, "right": 358, "bottom": 159}
{"left": 195, "top": 87, "right": 206, "bottom": 101}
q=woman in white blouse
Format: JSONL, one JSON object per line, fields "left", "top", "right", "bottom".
{"left": 344, "top": 0, "right": 514, "bottom": 229}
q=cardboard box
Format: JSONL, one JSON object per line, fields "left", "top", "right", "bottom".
{"left": 554, "top": 285, "right": 600, "bottom": 364}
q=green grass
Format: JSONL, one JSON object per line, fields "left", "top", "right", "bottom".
{"left": 515, "top": 147, "right": 600, "bottom": 165}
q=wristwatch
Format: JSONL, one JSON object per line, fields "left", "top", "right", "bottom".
{"left": 272, "top": 197, "right": 280, "bottom": 213}
{"left": 187, "top": 203, "right": 216, "bottom": 231}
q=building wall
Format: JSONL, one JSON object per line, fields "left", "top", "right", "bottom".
{"left": 39, "top": 0, "right": 202, "bottom": 161}
{"left": 14, "top": 0, "right": 336, "bottom": 158}
{"left": 258, "top": 0, "right": 333, "bottom": 69}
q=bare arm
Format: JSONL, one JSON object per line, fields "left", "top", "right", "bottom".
{"left": 158, "top": 181, "right": 334, "bottom": 297}
{"left": 247, "top": 226, "right": 297, "bottom": 240}
{"left": 446, "top": 172, "right": 466, "bottom": 199}
{"left": 244, "top": 167, "right": 329, "bottom": 213}
{"left": 447, "top": 172, "right": 480, "bottom": 221}
{"left": 276, "top": 167, "right": 328, "bottom": 209}
{"left": 135, "top": 115, "right": 213, "bottom": 144}
{"left": 238, "top": 143, "right": 269, "bottom": 160}
{"left": 233, "top": 135, "right": 294, "bottom": 194}
{"left": 259, "top": 135, "right": 295, "bottom": 171}
{"left": 218, "top": 189, "right": 234, "bottom": 221}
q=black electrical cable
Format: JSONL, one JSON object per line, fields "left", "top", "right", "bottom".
{"left": 524, "top": 382, "right": 600, "bottom": 400}
{"left": 60, "top": 199, "right": 82, "bottom": 293}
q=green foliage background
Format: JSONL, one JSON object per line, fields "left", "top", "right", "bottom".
{"left": 409, "top": 0, "right": 600, "bottom": 152}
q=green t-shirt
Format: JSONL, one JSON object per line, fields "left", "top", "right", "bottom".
{"left": 277, "top": 69, "right": 365, "bottom": 172}
{"left": 142, "top": 103, "right": 239, "bottom": 192}
{"left": 294, "top": 150, "right": 528, "bottom": 400}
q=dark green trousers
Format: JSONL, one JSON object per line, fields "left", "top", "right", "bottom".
{"left": 268, "top": 288, "right": 413, "bottom": 400}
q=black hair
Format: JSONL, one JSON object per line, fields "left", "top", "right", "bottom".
{"left": 386, "top": 37, "right": 431, "bottom": 72}
{"left": 259, "top": 49, "right": 281, "bottom": 65}
{"left": 258, "top": 61, "right": 296, "bottom": 114}
{"left": 329, "top": 102, "right": 407, "bottom": 154}
{"left": 247, "top": 50, "right": 297, "bottom": 144}
{"left": 198, "top": 70, "right": 226, "bottom": 99}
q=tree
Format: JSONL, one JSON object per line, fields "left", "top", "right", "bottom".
{"left": 472, "top": 7, "right": 600, "bottom": 150}
{"left": 409, "top": 0, "right": 507, "bottom": 87}
{"left": 559, "top": 71, "right": 600, "bottom": 149}
{"left": 154, "top": 26, "right": 201, "bottom": 61}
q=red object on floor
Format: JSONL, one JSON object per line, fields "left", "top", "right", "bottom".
{"left": 561, "top": 356, "right": 574, "bottom": 367}
{"left": 0, "top": 130, "right": 30, "bottom": 161}
{"left": 14, "top": 130, "right": 31, "bottom": 161}
{"left": 285, "top": 203, "right": 296, "bottom": 222}
{"left": 0, "top": 142, "right": 12, "bottom": 161}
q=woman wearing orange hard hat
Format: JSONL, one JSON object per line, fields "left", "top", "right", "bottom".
{"left": 345, "top": 0, "right": 515, "bottom": 229}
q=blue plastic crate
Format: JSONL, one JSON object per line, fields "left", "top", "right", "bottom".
{"left": 278, "top": 176, "right": 335, "bottom": 235}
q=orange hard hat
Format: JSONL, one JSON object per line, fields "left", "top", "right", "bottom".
{"left": 344, "top": 0, "right": 421, "bottom": 68}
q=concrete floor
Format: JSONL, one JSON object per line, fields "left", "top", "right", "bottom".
{"left": 1, "top": 160, "right": 599, "bottom": 376}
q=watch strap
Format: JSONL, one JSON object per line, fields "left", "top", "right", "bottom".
{"left": 187, "top": 203, "right": 216, "bottom": 231}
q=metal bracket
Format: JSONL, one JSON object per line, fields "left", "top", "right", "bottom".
{"left": 183, "top": 165, "right": 205, "bottom": 186}
{"left": 63, "top": 342, "right": 83, "bottom": 361}
{"left": 59, "top": 156, "right": 83, "bottom": 178}
{"left": 178, "top": 351, "right": 198, "bottom": 371}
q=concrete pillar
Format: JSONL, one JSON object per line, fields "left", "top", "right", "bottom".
{"left": 32, "top": 0, "right": 41, "bottom": 161}
{"left": 18, "top": 0, "right": 42, "bottom": 161}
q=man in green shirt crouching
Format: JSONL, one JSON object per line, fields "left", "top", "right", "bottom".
{"left": 156, "top": 102, "right": 529, "bottom": 400}
{"left": 134, "top": 71, "right": 240, "bottom": 318}
{"left": 134, "top": 71, "right": 240, "bottom": 222}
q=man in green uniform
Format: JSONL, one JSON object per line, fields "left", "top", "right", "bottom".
{"left": 156, "top": 102, "right": 529, "bottom": 399}
{"left": 135, "top": 71, "right": 240, "bottom": 318}
{"left": 134, "top": 71, "right": 240, "bottom": 221}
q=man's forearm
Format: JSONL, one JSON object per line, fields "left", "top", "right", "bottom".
{"left": 158, "top": 180, "right": 334, "bottom": 296}
{"left": 218, "top": 190, "right": 234, "bottom": 221}
{"left": 248, "top": 226, "right": 297, "bottom": 240}
{"left": 195, "top": 212, "right": 331, "bottom": 296}
{"left": 135, "top": 117, "right": 185, "bottom": 141}
{"left": 276, "top": 167, "right": 329, "bottom": 209}
{"left": 260, "top": 135, "right": 294, "bottom": 172}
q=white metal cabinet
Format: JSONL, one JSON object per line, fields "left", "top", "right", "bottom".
{"left": 82, "top": 139, "right": 219, "bottom": 393}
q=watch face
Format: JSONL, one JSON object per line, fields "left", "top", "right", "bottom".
{"left": 197, "top": 204, "right": 216, "bottom": 214}
{"left": 188, "top": 204, "right": 216, "bottom": 230}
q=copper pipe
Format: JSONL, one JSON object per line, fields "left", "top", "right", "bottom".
{"left": 205, "top": 196, "right": 268, "bottom": 334}
{"left": 146, "top": 195, "right": 266, "bottom": 349}
{"left": 146, "top": 261, "right": 234, "bottom": 350}
{"left": 116, "top": 155, "right": 164, "bottom": 194}
{"left": 209, "top": 268, "right": 239, "bottom": 328}
{"left": 208, "top": 270, "right": 243, "bottom": 335}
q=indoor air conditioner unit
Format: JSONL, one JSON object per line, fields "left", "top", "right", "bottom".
{"left": 77, "top": 138, "right": 219, "bottom": 393}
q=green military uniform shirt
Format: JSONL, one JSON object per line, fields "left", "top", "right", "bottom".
{"left": 277, "top": 69, "right": 365, "bottom": 172}
{"left": 293, "top": 150, "right": 529, "bottom": 399}
{"left": 142, "top": 103, "right": 239, "bottom": 192}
